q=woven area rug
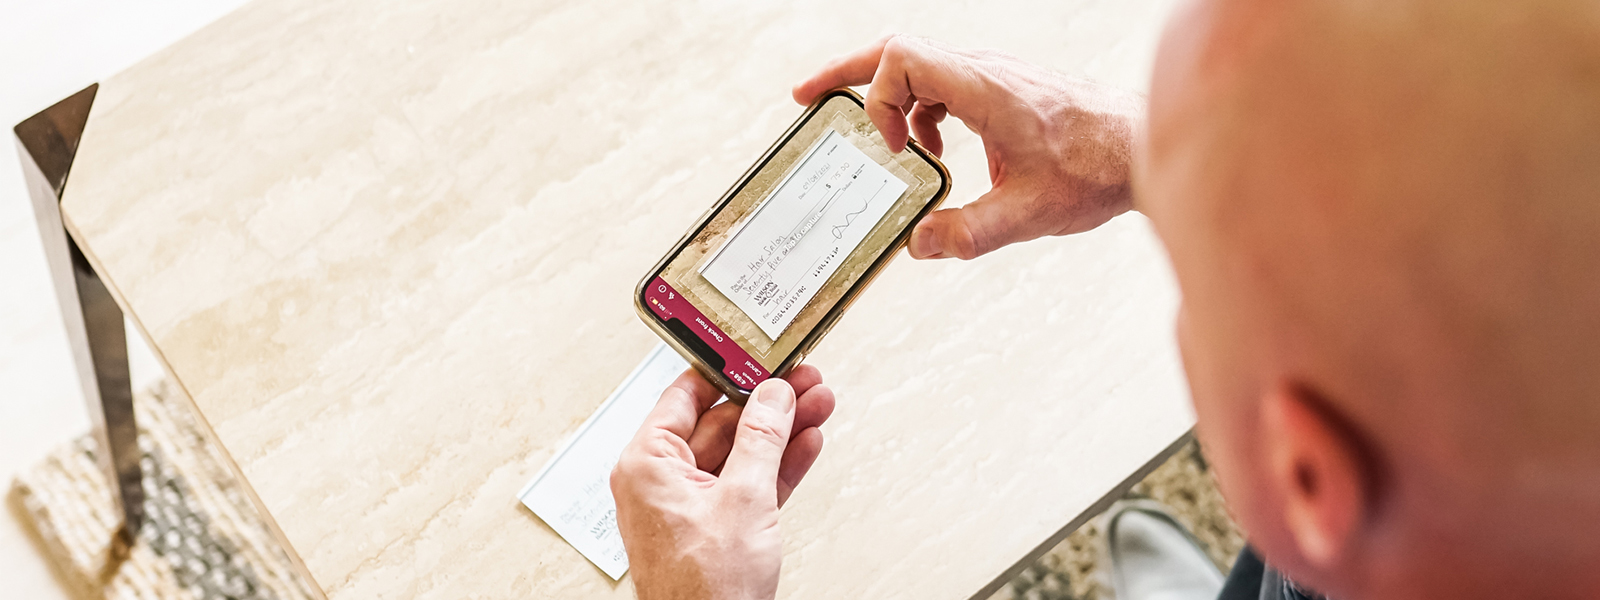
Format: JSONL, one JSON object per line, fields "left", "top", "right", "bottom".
{"left": 8, "top": 381, "right": 316, "bottom": 600}
{"left": 993, "top": 439, "right": 1247, "bottom": 600}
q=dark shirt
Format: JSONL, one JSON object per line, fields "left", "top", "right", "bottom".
{"left": 1219, "top": 547, "right": 1325, "bottom": 600}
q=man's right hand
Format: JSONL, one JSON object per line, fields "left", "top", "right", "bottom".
{"left": 794, "top": 35, "right": 1146, "bottom": 260}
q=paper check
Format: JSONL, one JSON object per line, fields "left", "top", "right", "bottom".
{"left": 701, "top": 129, "right": 910, "bottom": 339}
{"left": 517, "top": 344, "right": 688, "bottom": 579}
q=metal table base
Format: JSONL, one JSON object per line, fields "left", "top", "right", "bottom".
{"left": 14, "top": 84, "right": 144, "bottom": 559}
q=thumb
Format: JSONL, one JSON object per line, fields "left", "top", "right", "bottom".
{"left": 719, "top": 379, "right": 797, "bottom": 501}
{"left": 909, "top": 185, "right": 1045, "bottom": 260}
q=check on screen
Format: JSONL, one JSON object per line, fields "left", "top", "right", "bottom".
{"left": 702, "top": 129, "right": 910, "bottom": 340}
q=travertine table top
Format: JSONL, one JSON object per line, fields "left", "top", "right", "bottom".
{"left": 59, "top": 0, "right": 1191, "bottom": 597}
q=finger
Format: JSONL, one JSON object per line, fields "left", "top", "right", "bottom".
{"left": 866, "top": 36, "right": 990, "bottom": 153}
{"left": 697, "top": 383, "right": 835, "bottom": 473}
{"left": 793, "top": 35, "right": 895, "bottom": 104}
{"left": 636, "top": 369, "right": 726, "bottom": 441}
{"left": 719, "top": 378, "right": 797, "bottom": 500}
{"left": 909, "top": 185, "right": 1057, "bottom": 260}
{"left": 777, "top": 428, "right": 825, "bottom": 507}
{"left": 908, "top": 207, "right": 972, "bottom": 260}
{"left": 800, "top": 35, "right": 990, "bottom": 154}
{"left": 908, "top": 101, "right": 948, "bottom": 157}
{"left": 783, "top": 364, "right": 824, "bottom": 397}
{"left": 686, "top": 402, "right": 742, "bottom": 471}
{"left": 780, "top": 364, "right": 833, "bottom": 432}
{"left": 794, "top": 382, "right": 836, "bottom": 433}
{"left": 865, "top": 51, "right": 915, "bottom": 153}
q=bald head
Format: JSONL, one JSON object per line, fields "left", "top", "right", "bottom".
{"left": 1142, "top": 1, "right": 1600, "bottom": 598}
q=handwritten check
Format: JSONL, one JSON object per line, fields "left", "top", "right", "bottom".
{"left": 517, "top": 344, "right": 688, "bottom": 579}
{"left": 701, "top": 129, "right": 910, "bottom": 339}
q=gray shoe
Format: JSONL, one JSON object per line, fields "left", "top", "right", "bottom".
{"left": 1107, "top": 500, "right": 1225, "bottom": 600}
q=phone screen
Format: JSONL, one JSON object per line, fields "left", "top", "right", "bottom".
{"left": 642, "top": 93, "right": 947, "bottom": 392}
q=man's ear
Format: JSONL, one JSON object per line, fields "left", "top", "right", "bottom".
{"left": 1261, "top": 382, "right": 1370, "bottom": 567}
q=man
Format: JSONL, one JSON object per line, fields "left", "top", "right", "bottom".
{"left": 611, "top": 0, "right": 1600, "bottom": 599}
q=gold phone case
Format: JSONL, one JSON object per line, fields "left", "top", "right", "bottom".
{"left": 635, "top": 89, "right": 951, "bottom": 401}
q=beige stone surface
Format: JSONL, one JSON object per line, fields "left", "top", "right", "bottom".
{"left": 58, "top": 0, "right": 1190, "bottom": 598}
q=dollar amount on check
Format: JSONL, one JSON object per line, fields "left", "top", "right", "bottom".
{"left": 701, "top": 129, "right": 910, "bottom": 339}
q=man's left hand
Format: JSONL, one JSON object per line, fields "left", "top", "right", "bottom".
{"left": 612, "top": 366, "right": 836, "bottom": 600}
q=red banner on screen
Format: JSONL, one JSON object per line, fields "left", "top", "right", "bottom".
{"left": 644, "top": 277, "right": 770, "bottom": 390}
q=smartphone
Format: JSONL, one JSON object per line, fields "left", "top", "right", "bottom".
{"left": 635, "top": 89, "right": 951, "bottom": 401}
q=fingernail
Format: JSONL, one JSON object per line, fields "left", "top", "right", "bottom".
{"left": 910, "top": 228, "right": 941, "bottom": 259}
{"left": 755, "top": 380, "right": 794, "bottom": 411}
